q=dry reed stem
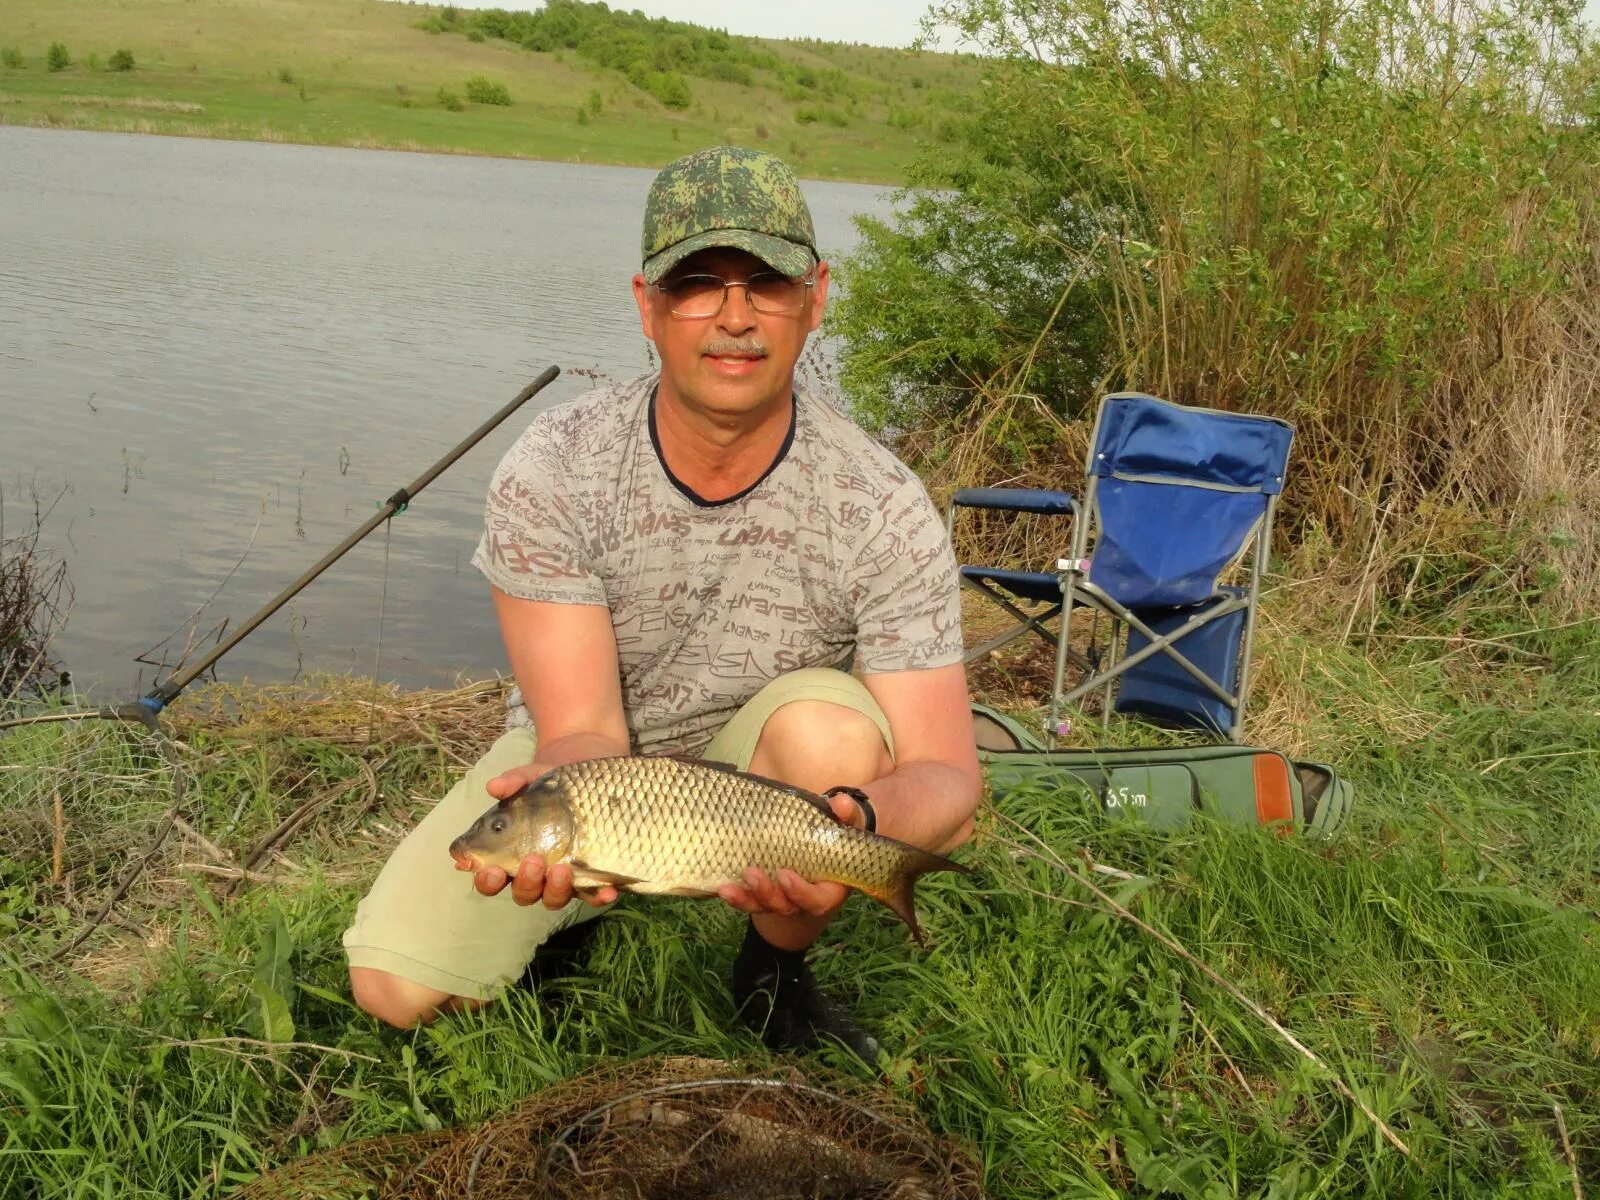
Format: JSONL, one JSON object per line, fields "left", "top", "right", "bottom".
{"left": 171, "top": 675, "right": 506, "bottom": 762}
{"left": 170, "top": 813, "right": 232, "bottom": 865}
{"left": 159, "top": 1036, "right": 380, "bottom": 1064}
{"left": 51, "top": 789, "right": 64, "bottom": 885}
{"left": 178, "top": 862, "right": 276, "bottom": 883}
{"left": 1183, "top": 996, "right": 1259, "bottom": 1106}
{"left": 1552, "top": 1102, "right": 1583, "bottom": 1200}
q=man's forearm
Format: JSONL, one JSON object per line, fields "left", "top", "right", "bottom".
{"left": 862, "top": 760, "right": 980, "bottom": 857}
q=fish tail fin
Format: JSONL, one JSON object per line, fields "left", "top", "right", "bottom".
{"left": 862, "top": 846, "right": 969, "bottom": 947}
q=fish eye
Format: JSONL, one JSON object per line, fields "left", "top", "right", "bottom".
{"left": 491, "top": 817, "right": 507, "bottom": 833}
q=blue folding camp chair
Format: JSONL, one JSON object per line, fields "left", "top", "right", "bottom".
{"left": 949, "top": 392, "right": 1294, "bottom": 744}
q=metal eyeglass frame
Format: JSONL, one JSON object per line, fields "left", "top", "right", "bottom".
{"left": 652, "top": 272, "right": 815, "bottom": 319}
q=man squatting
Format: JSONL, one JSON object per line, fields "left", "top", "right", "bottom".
{"left": 342, "top": 146, "right": 982, "bottom": 1060}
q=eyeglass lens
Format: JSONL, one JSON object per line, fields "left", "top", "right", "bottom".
{"left": 660, "top": 273, "right": 808, "bottom": 316}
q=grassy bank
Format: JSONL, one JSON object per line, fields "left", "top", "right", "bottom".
{"left": 0, "top": 0, "right": 976, "bottom": 182}
{"left": 1, "top": 583, "right": 1596, "bottom": 1197}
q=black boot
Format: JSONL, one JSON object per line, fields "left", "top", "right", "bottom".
{"left": 728, "top": 919, "right": 881, "bottom": 1063}
{"left": 516, "top": 915, "right": 605, "bottom": 994}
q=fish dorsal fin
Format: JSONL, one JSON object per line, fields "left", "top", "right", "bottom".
{"left": 664, "top": 754, "right": 836, "bottom": 818}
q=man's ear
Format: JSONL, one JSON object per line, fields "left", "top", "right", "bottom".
{"left": 631, "top": 273, "right": 656, "bottom": 341}
{"left": 807, "top": 260, "right": 830, "bottom": 333}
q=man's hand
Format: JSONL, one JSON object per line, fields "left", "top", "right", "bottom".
{"left": 715, "top": 791, "right": 861, "bottom": 918}
{"left": 468, "top": 755, "right": 620, "bottom": 908}
{"left": 484, "top": 760, "right": 549, "bottom": 803}
{"left": 473, "top": 856, "right": 619, "bottom": 909}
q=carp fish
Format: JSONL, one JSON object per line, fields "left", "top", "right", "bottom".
{"left": 448, "top": 756, "right": 967, "bottom": 943}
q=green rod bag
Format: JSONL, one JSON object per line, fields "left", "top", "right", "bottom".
{"left": 973, "top": 704, "right": 1353, "bottom": 839}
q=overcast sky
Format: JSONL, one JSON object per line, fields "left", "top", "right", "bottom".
{"left": 446, "top": 0, "right": 953, "bottom": 48}
{"left": 449, "top": 0, "right": 1600, "bottom": 49}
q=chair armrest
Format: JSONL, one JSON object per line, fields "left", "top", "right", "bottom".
{"left": 950, "top": 487, "right": 1076, "bottom": 516}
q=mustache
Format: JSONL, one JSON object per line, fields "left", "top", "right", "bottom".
{"left": 701, "top": 337, "right": 768, "bottom": 357}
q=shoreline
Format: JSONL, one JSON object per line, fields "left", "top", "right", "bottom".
{"left": 0, "top": 113, "right": 909, "bottom": 187}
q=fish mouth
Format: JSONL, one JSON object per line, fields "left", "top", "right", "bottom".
{"left": 447, "top": 837, "right": 477, "bottom": 872}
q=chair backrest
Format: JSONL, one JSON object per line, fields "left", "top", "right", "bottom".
{"left": 1082, "top": 392, "right": 1294, "bottom": 608}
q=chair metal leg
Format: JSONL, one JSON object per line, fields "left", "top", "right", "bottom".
{"left": 1230, "top": 506, "right": 1274, "bottom": 743}
{"left": 1046, "top": 570, "right": 1083, "bottom": 750}
{"left": 960, "top": 593, "right": 1062, "bottom": 662}
{"left": 958, "top": 579, "right": 1092, "bottom": 669}
{"left": 1101, "top": 615, "right": 1120, "bottom": 739}
{"left": 1057, "top": 590, "right": 1249, "bottom": 711}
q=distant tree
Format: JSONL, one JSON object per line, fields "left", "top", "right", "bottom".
{"left": 0, "top": 46, "right": 24, "bottom": 69}
{"left": 46, "top": 42, "right": 69, "bottom": 72}
{"left": 107, "top": 48, "right": 135, "bottom": 72}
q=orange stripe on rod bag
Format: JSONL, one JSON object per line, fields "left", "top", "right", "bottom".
{"left": 1252, "top": 753, "right": 1296, "bottom": 833}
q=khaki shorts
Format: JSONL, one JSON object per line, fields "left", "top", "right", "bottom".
{"left": 342, "top": 668, "right": 891, "bottom": 999}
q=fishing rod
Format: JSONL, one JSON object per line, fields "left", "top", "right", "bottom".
{"left": 0, "top": 365, "right": 561, "bottom": 733}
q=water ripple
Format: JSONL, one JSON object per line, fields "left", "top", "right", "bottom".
{"left": 0, "top": 127, "right": 891, "bottom": 694}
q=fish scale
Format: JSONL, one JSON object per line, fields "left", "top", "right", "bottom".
{"left": 449, "top": 755, "right": 968, "bottom": 944}
{"left": 567, "top": 758, "right": 861, "bottom": 893}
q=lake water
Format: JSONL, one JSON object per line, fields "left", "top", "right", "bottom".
{"left": 0, "top": 128, "right": 893, "bottom": 697}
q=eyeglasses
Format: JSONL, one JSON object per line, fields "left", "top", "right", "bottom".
{"left": 652, "top": 271, "right": 814, "bottom": 318}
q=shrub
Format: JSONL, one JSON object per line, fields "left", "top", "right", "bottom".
{"left": 640, "top": 69, "right": 692, "bottom": 110}
{"left": 587, "top": 87, "right": 602, "bottom": 115}
{"left": 754, "top": 122, "right": 770, "bottom": 141}
{"left": 107, "top": 48, "right": 135, "bottom": 71}
{"left": 1, "top": 503, "right": 70, "bottom": 705}
{"left": 795, "top": 105, "right": 848, "bottom": 128}
{"left": 463, "top": 74, "right": 511, "bottom": 105}
{"left": 466, "top": 29, "right": 485, "bottom": 43}
{"left": 838, "top": 0, "right": 1600, "bottom": 613}
{"left": 278, "top": 66, "right": 296, "bottom": 85}
{"left": 436, "top": 86, "right": 463, "bottom": 111}
{"left": 46, "top": 42, "right": 69, "bottom": 72}
{"left": 0, "top": 46, "right": 23, "bottom": 69}
{"left": 576, "top": 105, "right": 589, "bottom": 124}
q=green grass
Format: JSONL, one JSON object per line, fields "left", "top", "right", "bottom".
{"left": 1, "top": 606, "right": 1596, "bottom": 1197}
{"left": 0, "top": 0, "right": 978, "bottom": 182}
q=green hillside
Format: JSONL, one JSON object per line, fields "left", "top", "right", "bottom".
{"left": 0, "top": 0, "right": 979, "bottom": 183}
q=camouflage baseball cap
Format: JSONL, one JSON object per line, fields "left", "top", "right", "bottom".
{"left": 641, "top": 146, "right": 817, "bottom": 284}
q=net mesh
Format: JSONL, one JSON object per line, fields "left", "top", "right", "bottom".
{"left": 233, "top": 1057, "right": 985, "bottom": 1200}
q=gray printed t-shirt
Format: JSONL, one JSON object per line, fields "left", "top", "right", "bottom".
{"left": 471, "top": 373, "right": 964, "bottom": 756}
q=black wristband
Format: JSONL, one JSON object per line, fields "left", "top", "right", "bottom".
{"left": 822, "top": 785, "right": 875, "bottom": 834}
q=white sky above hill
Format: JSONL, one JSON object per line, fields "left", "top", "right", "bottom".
{"left": 446, "top": 0, "right": 1600, "bottom": 49}
{"left": 441, "top": 0, "right": 960, "bottom": 48}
